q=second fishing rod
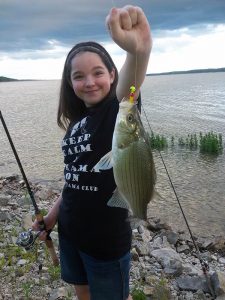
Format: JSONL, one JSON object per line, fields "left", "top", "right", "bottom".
{"left": 0, "top": 110, "right": 59, "bottom": 266}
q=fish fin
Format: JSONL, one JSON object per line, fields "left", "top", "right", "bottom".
{"left": 94, "top": 151, "right": 113, "bottom": 171}
{"left": 107, "top": 189, "right": 130, "bottom": 210}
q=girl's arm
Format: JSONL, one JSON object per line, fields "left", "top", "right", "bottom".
{"left": 106, "top": 6, "right": 152, "bottom": 101}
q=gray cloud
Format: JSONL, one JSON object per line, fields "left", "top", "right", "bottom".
{"left": 0, "top": 0, "right": 225, "bottom": 57}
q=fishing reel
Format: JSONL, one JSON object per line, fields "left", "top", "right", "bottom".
{"left": 16, "top": 229, "right": 40, "bottom": 251}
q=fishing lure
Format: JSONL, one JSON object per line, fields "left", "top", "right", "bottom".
{"left": 129, "top": 85, "right": 136, "bottom": 103}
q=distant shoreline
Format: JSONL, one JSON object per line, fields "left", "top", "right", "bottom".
{"left": 0, "top": 76, "right": 35, "bottom": 82}
{"left": 147, "top": 67, "right": 225, "bottom": 76}
{"left": 1, "top": 67, "right": 225, "bottom": 82}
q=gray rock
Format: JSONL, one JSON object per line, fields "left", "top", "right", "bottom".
{"left": 133, "top": 240, "right": 149, "bottom": 256}
{"left": 49, "top": 286, "right": 75, "bottom": 300}
{"left": 176, "top": 275, "right": 210, "bottom": 293}
{"left": 5, "top": 175, "right": 19, "bottom": 181}
{"left": 210, "top": 271, "right": 225, "bottom": 296}
{"left": 182, "top": 262, "right": 202, "bottom": 276}
{"left": 0, "top": 194, "right": 11, "bottom": 206}
{"left": 218, "top": 257, "right": 225, "bottom": 264}
{"left": 151, "top": 248, "right": 183, "bottom": 276}
{"left": 18, "top": 195, "right": 31, "bottom": 206}
{"left": 131, "top": 247, "right": 139, "bottom": 261}
{"left": 166, "top": 231, "right": 179, "bottom": 245}
{"left": 0, "top": 210, "right": 11, "bottom": 221}
{"left": 195, "top": 289, "right": 208, "bottom": 299}
{"left": 17, "top": 259, "right": 28, "bottom": 266}
{"left": 177, "top": 244, "right": 190, "bottom": 254}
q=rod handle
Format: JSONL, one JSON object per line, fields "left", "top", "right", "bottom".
{"left": 36, "top": 213, "right": 59, "bottom": 266}
{"left": 45, "top": 239, "right": 59, "bottom": 266}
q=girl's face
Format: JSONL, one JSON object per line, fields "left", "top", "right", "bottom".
{"left": 70, "top": 51, "right": 115, "bottom": 107}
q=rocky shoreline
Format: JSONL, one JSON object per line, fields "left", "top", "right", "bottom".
{"left": 0, "top": 175, "right": 225, "bottom": 300}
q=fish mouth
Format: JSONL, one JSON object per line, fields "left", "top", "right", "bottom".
{"left": 120, "top": 99, "right": 138, "bottom": 107}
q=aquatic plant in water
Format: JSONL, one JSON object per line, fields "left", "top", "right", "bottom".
{"left": 178, "top": 133, "right": 198, "bottom": 149}
{"left": 149, "top": 132, "right": 168, "bottom": 150}
{"left": 149, "top": 131, "right": 223, "bottom": 155}
{"left": 199, "top": 131, "right": 223, "bottom": 154}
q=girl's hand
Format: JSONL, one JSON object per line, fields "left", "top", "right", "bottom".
{"left": 106, "top": 6, "right": 152, "bottom": 55}
{"left": 32, "top": 214, "right": 57, "bottom": 241}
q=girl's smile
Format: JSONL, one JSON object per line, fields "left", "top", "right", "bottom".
{"left": 70, "top": 52, "right": 115, "bottom": 107}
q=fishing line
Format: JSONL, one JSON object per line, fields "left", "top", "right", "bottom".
{"left": 142, "top": 105, "right": 216, "bottom": 298}
{"left": 134, "top": 51, "right": 138, "bottom": 89}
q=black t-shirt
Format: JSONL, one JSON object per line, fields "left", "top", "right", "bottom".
{"left": 58, "top": 96, "right": 133, "bottom": 260}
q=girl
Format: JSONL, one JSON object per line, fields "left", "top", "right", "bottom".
{"left": 34, "top": 5, "right": 152, "bottom": 300}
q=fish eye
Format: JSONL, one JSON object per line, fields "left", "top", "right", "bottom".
{"left": 126, "top": 113, "right": 135, "bottom": 123}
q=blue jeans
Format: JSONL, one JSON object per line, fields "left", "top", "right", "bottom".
{"left": 59, "top": 238, "right": 131, "bottom": 300}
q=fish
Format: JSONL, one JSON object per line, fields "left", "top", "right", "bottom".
{"left": 94, "top": 98, "right": 156, "bottom": 221}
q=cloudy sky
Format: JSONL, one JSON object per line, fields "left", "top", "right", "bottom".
{"left": 1, "top": 0, "right": 225, "bottom": 79}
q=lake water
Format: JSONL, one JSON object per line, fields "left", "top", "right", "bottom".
{"left": 0, "top": 73, "right": 225, "bottom": 238}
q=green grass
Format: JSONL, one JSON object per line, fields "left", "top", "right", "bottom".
{"left": 48, "top": 265, "right": 61, "bottom": 281}
{"left": 152, "top": 278, "right": 171, "bottom": 300}
{"left": 21, "top": 281, "right": 33, "bottom": 300}
{"left": 131, "top": 284, "right": 147, "bottom": 300}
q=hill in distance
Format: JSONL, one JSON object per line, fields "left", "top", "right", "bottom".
{"left": 0, "top": 76, "right": 18, "bottom": 82}
{"left": 147, "top": 67, "right": 225, "bottom": 76}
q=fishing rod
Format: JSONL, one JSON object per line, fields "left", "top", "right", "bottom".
{"left": 0, "top": 110, "right": 59, "bottom": 266}
{"left": 141, "top": 105, "right": 216, "bottom": 299}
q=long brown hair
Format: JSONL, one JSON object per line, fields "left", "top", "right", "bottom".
{"left": 57, "top": 41, "right": 118, "bottom": 130}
